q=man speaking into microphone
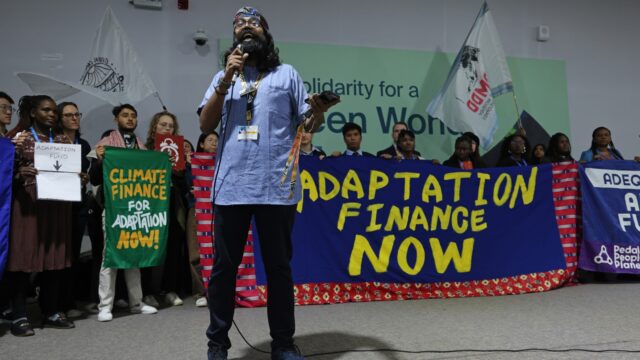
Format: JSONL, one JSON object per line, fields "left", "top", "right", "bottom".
{"left": 198, "top": 6, "right": 338, "bottom": 360}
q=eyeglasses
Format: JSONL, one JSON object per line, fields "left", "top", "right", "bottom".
{"left": 62, "top": 112, "right": 82, "bottom": 119}
{"left": 0, "top": 105, "right": 15, "bottom": 114}
{"left": 157, "top": 122, "right": 175, "bottom": 129}
{"left": 234, "top": 16, "right": 262, "bottom": 29}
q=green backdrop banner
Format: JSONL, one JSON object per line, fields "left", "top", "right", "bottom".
{"left": 102, "top": 147, "right": 171, "bottom": 269}
{"left": 219, "top": 40, "right": 569, "bottom": 160}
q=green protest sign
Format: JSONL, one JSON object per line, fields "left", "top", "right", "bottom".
{"left": 102, "top": 147, "right": 171, "bottom": 268}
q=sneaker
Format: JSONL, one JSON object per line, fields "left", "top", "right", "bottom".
{"left": 143, "top": 295, "right": 160, "bottom": 308}
{"left": 165, "top": 292, "right": 183, "bottom": 306}
{"left": 207, "top": 346, "right": 228, "bottom": 360}
{"left": 11, "top": 319, "right": 35, "bottom": 337}
{"left": 97, "top": 310, "right": 113, "bottom": 322}
{"left": 195, "top": 296, "right": 208, "bottom": 307}
{"left": 271, "top": 345, "right": 305, "bottom": 360}
{"left": 114, "top": 299, "right": 129, "bottom": 309}
{"left": 130, "top": 304, "right": 157, "bottom": 315}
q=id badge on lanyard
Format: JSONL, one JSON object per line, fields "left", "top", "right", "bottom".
{"left": 237, "top": 125, "right": 259, "bottom": 141}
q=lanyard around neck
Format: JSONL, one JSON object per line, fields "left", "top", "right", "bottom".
{"left": 510, "top": 155, "right": 528, "bottom": 167}
{"left": 240, "top": 71, "right": 265, "bottom": 125}
{"left": 30, "top": 126, "right": 53, "bottom": 143}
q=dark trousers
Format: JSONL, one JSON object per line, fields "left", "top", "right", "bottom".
{"left": 160, "top": 219, "right": 190, "bottom": 294}
{"left": 87, "top": 195, "right": 104, "bottom": 304}
{"left": 141, "top": 202, "right": 191, "bottom": 297}
{"left": 61, "top": 200, "right": 88, "bottom": 310}
{"left": 206, "top": 204, "right": 296, "bottom": 351}
{"left": 8, "top": 269, "right": 63, "bottom": 320}
{"left": 39, "top": 270, "right": 64, "bottom": 317}
{"left": 0, "top": 277, "right": 9, "bottom": 313}
{"left": 7, "top": 272, "right": 29, "bottom": 320}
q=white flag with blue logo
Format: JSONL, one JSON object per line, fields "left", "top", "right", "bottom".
{"left": 426, "top": 2, "right": 512, "bottom": 149}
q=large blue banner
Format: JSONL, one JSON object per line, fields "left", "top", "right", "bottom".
{"left": 0, "top": 138, "right": 14, "bottom": 279}
{"left": 579, "top": 161, "right": 640, "bottom": 273}
{"left": 254, "top": 157, "right": 565, "bottom": 285}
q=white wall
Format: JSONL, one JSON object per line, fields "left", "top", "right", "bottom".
{"left": 2, "top": 0, "right": 639, "bottom": 157}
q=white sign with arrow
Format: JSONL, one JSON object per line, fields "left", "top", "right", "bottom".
{"left": 34, "top": 143, "right": 82, "bottom": 201}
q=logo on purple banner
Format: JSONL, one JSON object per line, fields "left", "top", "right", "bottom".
{"left": 579, "top": 161, "right": 640, "bottom": 273}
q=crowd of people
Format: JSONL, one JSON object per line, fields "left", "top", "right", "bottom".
{"left": 2, "top": 5, "right": 640, "bottom": 360}
{"left": 0, "top": 94, "right": 223, "bottom": 336}
{"left": 0, "top": 89, "right": 636, "bottom": 338}
{"left": 304, "top": 118, "right": 639, "bottom": 167}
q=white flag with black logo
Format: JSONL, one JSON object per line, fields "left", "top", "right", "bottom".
{"left": 77, "top": 7, "right": 158, "bottom": 105}
{"left": 426, "top": 2, "right": 512, "bottom": 149}
{"left": 17, "top": 7, "right": 158, "bottom": 106}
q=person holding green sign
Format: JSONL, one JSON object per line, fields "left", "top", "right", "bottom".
{"left": 91, "top": 104, "right": 158, "bottom": 322}
{"left": 198, "top": 6, "right": 338, "bottom": 360}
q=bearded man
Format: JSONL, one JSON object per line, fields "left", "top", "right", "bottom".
{"left": 198, "top": 6, "right": 338, "bottom": 360}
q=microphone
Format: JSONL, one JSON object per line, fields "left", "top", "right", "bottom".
{"left": 231, "top": 44, "right": 243, "bottom": 84}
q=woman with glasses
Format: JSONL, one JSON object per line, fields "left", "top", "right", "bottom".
{"left": 496, "top": 133, "right": 531, "bottom": 167}
{"left": 196, "top": 131, "right": 219, "bottom": 153}
{"left": 4, "top": 95, "right": 75, "bottom": 336}
{"left": 142, "top": 111, "right": 191, "bottom": 308}
{"left": 0, "top": 91, "right": 15, "bottom": 136}
{"left": 55, "top": 102, "right": 92, "bottom": 319}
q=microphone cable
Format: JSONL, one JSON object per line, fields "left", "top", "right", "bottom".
{"left": 210, "top": 75, "right": 236, "bottom": 207}
{"left": 210, "top": 43, "right": 244, "bottom": 205}
{"left": 232, "top": 319, "right": 640, "bottom": 357}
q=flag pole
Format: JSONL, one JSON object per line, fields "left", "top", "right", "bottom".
{"left": 512, "top": 92, "right": 522, "bottom": 129}
{"left": 154, "top": 92, "right": 167, "bottom": 111}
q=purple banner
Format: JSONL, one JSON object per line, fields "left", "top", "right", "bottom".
{"left": 579, "top": 161, "right": 640, "bottom": 273}
{"left": 0, "top": 138, "right": 14, "bottom": 279}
